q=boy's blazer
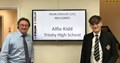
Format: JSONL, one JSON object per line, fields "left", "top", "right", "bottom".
{"left": 80, "top": 31, "right": 119, "bottom": 63}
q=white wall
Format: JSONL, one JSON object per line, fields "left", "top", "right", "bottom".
{"left": 0, "top": 0, "right": 100, "bottom": 63}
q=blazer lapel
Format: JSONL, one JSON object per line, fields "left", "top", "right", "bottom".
{"left": 99, "top": 31, "right": 107, "bottom": 52}
{"left": 88, "top": 33, "right": 94, "bottom": 53}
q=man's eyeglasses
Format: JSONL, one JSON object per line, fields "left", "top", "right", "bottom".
{"left": 19, "top": 24, "right": 29, "bottom": 27}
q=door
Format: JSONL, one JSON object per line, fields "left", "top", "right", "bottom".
{"left": 0, "top": 16, "right": 2, "bottom": 48}
{"left": 0, "top": 9, "right": 17, "bottom": 49}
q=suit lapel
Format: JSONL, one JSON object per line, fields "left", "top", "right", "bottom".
{"left": 99, "top": 31, "right": 107, "bottom": 52}
{"left": 88, "top": 32, "right": 94, "bottom": 53}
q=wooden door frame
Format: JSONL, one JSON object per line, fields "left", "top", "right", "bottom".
{"left": 0, "top": 6, "right": 20, "bottom": 19}
{"left": 0, "top": 16, "right": 3, "bottom": 48}
{"left": 0, "top": 6, "right": 19, "bottom": 45}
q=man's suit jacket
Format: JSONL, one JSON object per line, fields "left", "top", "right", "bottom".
{"left": 80, "top": 31, "right": 119, "bottom": 63}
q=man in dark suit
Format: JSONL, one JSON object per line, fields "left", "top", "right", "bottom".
{"left": 80, "top": 15, "right": 119, "bottom": 63}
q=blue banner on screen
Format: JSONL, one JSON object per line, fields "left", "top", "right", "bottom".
{"left": 32, "top": 9, "right": 86, "bottom": 40}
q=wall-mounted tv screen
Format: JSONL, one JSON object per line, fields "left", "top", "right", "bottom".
{"left": 32, "top": 9, "right": 86, "bottom": 41}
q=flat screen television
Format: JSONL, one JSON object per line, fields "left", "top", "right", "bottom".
{"left": 32, "top": 9, "right": 86, "bottom": 41}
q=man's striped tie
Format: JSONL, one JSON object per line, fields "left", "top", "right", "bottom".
{"left": 22, "top": 35, "right": 30, "bottom": 63}
{"left": 94, "top": 35, "right": 100, "bottom": 61}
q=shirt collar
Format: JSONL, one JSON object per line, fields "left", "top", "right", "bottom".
{"left": 93, "top": 31, "right": 101, "bottom": 37}
{"left": 17, "top": 30, "right": 28, "bottom": 37}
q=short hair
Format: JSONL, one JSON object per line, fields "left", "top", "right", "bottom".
{"left": 17, "top": 17, "right": 30, "bottom": 27}
{"left": 89, "top": 15, "right": 102, "bottom": 25}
